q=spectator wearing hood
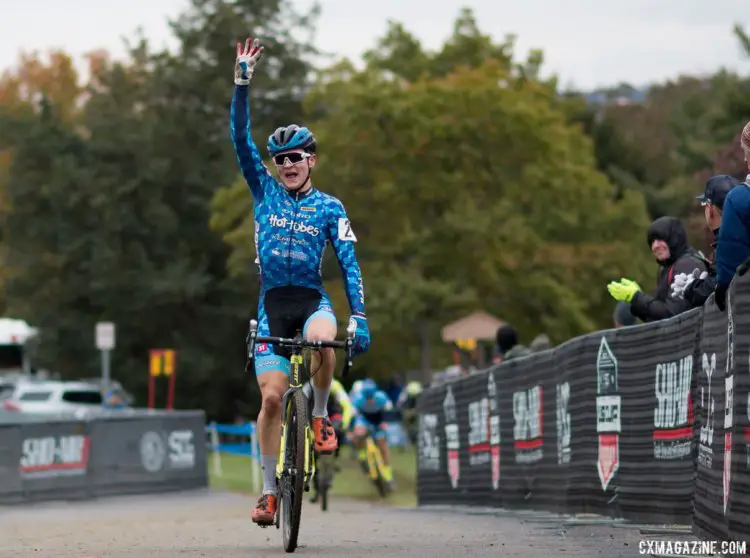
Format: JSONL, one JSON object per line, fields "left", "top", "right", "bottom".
{"left": 607, "top": 217, "right": 709, "bottom": 323}
{"left": 713, "top": 122, "right": 750, "bottom": 311}
{"left": 672, "top": 175, "right": 739, "bottom": 307}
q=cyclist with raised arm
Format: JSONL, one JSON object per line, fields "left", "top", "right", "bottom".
{"left": 351, "top": 379, "right": 394, "bottom": 490}
{"left": 231, "top": 37, "right": 370, "bottom": 526}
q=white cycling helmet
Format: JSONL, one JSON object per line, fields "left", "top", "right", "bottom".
{"left": 350, "top": 379, "right": 364, "bottom": 397}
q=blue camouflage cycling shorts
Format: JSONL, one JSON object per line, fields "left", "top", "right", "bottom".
{"left": 254, "top": 286, "right": 337, "bottom": 376}
{"left": 353, "top": 414, "right": 388, "bottom": 440}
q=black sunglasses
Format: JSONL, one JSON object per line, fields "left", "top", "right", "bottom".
{"left": 273, "top": 152, "right": 310, "bottom": 165}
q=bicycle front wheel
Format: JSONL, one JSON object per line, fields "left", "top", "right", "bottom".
{"left": 316, "top": 459, "right": 331, "bottom": 511}
{"left": 318, "top": 456, "right": 331, "bottom": 512}
{"left": 374, "top": 464, "right": 388, "bottom": 498}
{"left": 370, "top": 443, "right": 388, "bottom": 499}
{"left": 282, "top": 390, "right": 308, "bottom": 553}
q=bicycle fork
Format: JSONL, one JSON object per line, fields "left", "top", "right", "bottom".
{"left": 276, "top": 392, "right": 292, "bottom": 479}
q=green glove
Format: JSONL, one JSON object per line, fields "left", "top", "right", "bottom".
{"left": 607, "top": 278, "right": 641, "bottom": 303}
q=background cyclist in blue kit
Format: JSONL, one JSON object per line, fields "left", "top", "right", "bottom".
{"left": 231, "top": 37, "right": 371, "bottom": 526}
{"left": 350, "top": 379, "right": 394, "bottom": 490}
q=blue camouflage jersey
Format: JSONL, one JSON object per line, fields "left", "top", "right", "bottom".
{"left": 351, "top": 390, "right": 392, "bottom": 426}
{"left": 230, "top": 84, "right": 365, "bottom": 316}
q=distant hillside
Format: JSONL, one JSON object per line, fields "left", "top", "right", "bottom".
{"left": 580, "top": 83, "right": 649, "bottom": 106}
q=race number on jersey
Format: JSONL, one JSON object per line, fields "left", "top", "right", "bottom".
{"left": 338, "top": 218, "right": 357, "bottom": 242}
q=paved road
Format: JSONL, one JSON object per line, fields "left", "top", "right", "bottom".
{"left": 0, "top": 490, "right": 671, "bottom": 557}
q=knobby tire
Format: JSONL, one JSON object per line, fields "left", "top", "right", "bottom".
{"left": 320, "top": 463, "right": 329, "bottom": 512}
{"left": 282, "top": 390, "right": 308, "bottom": 553}
{"left": 371, "top": 443, "right": 388, "bottom": 499}
{"left": 375, "top": 472, "right": 388, "bottom": 498}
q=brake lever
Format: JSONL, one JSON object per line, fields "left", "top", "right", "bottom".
{"left": 246, "top": 319, "right": 258, "bottom": 360}
{"left": 342, "top": 320, "right": 356, "bottom": 378}
{"left": 342, "top": 348, "right": 353, "bottom": 377}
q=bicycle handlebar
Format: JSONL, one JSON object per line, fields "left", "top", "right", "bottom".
{"left": 245, "top": 318, "right": 357, "bottom": 377}
{"left": 253, "top": 335, "right": 349, "bottom": 350}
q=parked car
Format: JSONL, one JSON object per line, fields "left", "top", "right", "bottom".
{"left": 76, "top": 377, "right": 135, "bottom": 406}
{"left": 2, "top": 381, "right": 108, "bottom": 415}
{"left": 0, "top": 379, "right": 14, "bottom": 400}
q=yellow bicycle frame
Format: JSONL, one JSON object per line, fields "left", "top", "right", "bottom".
{"left": 364, "top": 435, "right": 385, "bottom": 481}
{"left": 276, "top": 353, "right": 315, "bottom": 481}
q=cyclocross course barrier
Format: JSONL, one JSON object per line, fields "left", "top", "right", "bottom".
{"left": 416, "top": 270, "right": 750, "bottom": 547}
{"left": 206, "top": 421, "right": 261, "bottom": 493}
{"left": 0, "top": 410, "right": 207, "bottom": 504}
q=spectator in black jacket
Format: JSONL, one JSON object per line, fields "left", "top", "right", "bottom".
{"left": 607, "top": 217, "right": 709, "bottom": 322}
{"left": 672, "top": 175, "right": 739, "bottom": 306}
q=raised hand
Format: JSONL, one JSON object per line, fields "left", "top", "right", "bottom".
{"left": 234, "top": 37, "right": 264, "bottom": 86}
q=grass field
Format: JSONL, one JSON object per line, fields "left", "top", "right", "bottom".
{"left": 209, "top": 444, "right": 417, "bottom": 508}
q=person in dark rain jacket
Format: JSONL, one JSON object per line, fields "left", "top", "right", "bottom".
{"left": 713, "top": 121, "right": 750, "bottom": 310}
{"left": 607, "top": 217, "right": 709, "bottom": 323}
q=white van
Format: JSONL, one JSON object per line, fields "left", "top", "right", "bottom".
{"left": 2, "top": 381, "right": 105, "bottom": 415}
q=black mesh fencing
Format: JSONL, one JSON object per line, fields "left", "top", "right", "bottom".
{"left": 692, "top": 296, "right": 727, "bottom": 541}
{"left": 417, "top": 272, "right": 750, "bottom": 546}
{"left": 0, "top": 410, "right": 207, "bottom": 504}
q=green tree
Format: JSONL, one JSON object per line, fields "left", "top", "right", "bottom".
{"left": 1, "top": 0, "right": 320, "bottom": 420}
{"left": 734, "top": 24, "right": 750, "bottom": 57}
{"left": 568, "top": 60, "right": 750, "bottom": 254}
{"left": 306, "top": 60, "right": 651, "bottom": 368}
{"left": 0, "top": 50, "right": 88, "bottom": 315}
{"left": 0, "top": 50, "right": 83, "bottom": 122}
{"left": 165, "top": 0, "right": 320, "bottom": 145}
{"left": 708, "top": 24, "right": 750, "bottom": 179}
{"left": 2, "top": 97, "right": 91, "bottom": 364}
{"left": 362, "top": 7, "right": 546, "bottom": 85}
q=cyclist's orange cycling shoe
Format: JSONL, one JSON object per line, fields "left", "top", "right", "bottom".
{"left": 251, "top": 493, "right": 277, "bottom": 526}
{"left": 312, "top": 417, "right": 338, "bottom": 454}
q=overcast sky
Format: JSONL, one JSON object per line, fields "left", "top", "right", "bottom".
{"left": 1, "top": 0, "right": 748, "bottom": 90}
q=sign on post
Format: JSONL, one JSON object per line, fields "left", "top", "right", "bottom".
{"left": 163, "top": 350, "right": 175, "bottom": 376}
{"left": 95, "top": 322, "right": 116, "bottom": 351}
{"left": 149, "top": 350, "right": 176, "bottom": 377}
{"left": 95, "top": 322, "right": 115, "bottom": 399}
{"left": 149, "top": 350, "right": 163, "bottom": 377}
{"left": 148, "top": 349, "right": 177, "bottom": 411}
